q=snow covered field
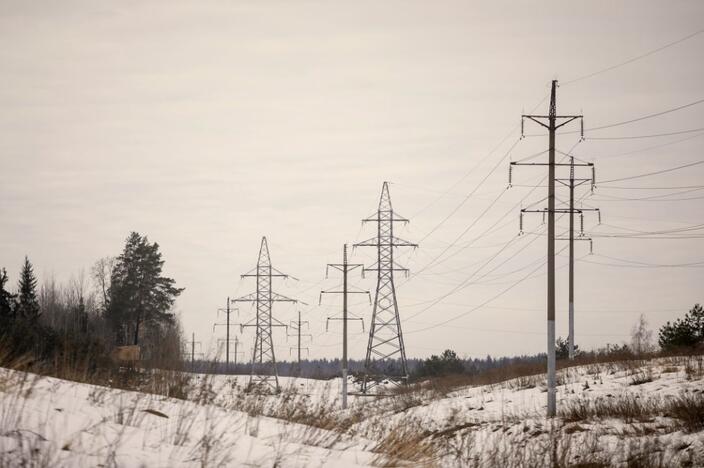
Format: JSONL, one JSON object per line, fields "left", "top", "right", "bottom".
{"left": 0, "top": 356, "right": 702, "bottom": 467}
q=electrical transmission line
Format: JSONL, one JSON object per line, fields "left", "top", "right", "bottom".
{"left": 599, "top": 159, "right": 704, "bottom": 184}
{"left": 587, "top": 127, "right": 704, "bottom": 140}
{"left": 550, "top": 98, "right": 704, "bottom": 136}
{"left": 232, "top": 237, "right": 298, "bottom": 392}
{"left": 354, "top": 182, "right": 417, "bottom": 392}
{"left": 562, "top": 27, "right": 704, "bottom": 85}
{"left": 404, "top": 243, "right": 570, "bottom": 336}
{"left": 321, "top": 244, "right": 368, "bottom": 408}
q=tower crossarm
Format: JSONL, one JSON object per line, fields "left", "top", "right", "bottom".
{"left": 353, "top": 236, "right": 418, "bottom": 248}
{"left": 231, "top": 291, "right": 298, "bottom": 303}
{"left": 362, "top": 213, "right": 410, "bottom": 223}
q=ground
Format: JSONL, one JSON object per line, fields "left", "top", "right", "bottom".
{"left": 0, "top": 356, "right": 702, "bottom": 467}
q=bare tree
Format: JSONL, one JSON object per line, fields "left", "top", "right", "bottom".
{"left": 631, "top": 314, "right": 654, "bottom": 355}
{"left": 91, "top": 256, "right": 115, "bottom": 313}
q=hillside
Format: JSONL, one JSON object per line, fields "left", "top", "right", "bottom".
{"left": 0, "top": 355, "right": 702, "bottom": 467}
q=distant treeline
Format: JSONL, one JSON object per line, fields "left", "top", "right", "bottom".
{"left": 0, "top": 231, "right": 186, "bottom": 372}
{"left": 1, "top": 227, "right": 702, "bottom": 382}
{"left": 184, "top": 352, "right": 546, "bottom": 380}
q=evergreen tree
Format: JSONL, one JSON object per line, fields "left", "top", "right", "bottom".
{"left": 16, "top": 256, "right": 40, "bottom": 321}
{"left": 0, "top": 268, "right": 16, "bottom": 322}
{"left": 107, "top": 232, "right": 184, "bottom": 345}
{"left": 555, "top": 336, "right": 579, "bottom": 359}
{"left": 415, "top": 349, "right": 464, "bottom": 377}
{"left": 658, "top": 304, "right": 704, "bottom": 350}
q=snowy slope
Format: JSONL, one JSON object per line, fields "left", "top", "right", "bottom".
{"left": 1, "top": 356, "right": 702, "bottom": 467}
{"left": 0, "top": 370, "right": 375, "bottom": 467}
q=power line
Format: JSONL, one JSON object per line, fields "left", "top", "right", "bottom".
{"left": 579, "top": 98, "right": 704, "bottom": 133}
{"left": 596, "top": 222, "right": 704, "bottom": 235}
{"left": 584, "top": 132, "right": 704, "bottom": 160}
{"left": 591, "top": 186, "right": 704, "bottom": 201}
{"left": 589, "top": 253, "right": 704, "bottom": 268}
{"left": 599, "top": 159, "right": 704, "bottom": 183}
{"left": 575, "top": 257, "right": 704, "bottom": 269}
{"left": 403, "top": 216, "right": 564, "bottom": 319}
{"left": 562, "top": 27, "right": 704, "bottom": 85}
{"left": 587, "top": 127, "right": 704, "bottom": 140}
{"left": 406, "top": 153, "right": 574, "bottom": 278}
{"left": 416, "top": 138, "right": 521, "bottom": 244}
{"left": 596, "top": 184, "right": 704, "bottom": 190}
{"left": 408, "top": 93, "right": 550, "bottom": 220}
{"left": 405, "top": 244, "right": 569, "bottom": 336}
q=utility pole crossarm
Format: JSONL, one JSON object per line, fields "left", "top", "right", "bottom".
{"left": 232, "top": 292, "right": 298, "bottom": 303}
{"left": 271, "top": 292, "right": 298, "bottom": 303}
{"left": 362, "top": 215, "right": 410, "bottom": 223}
{"left": 522, "top": 208, "right": 600, "bottom": 214}
{"left": 511, "top": 162, "right": 593, "bottom": 167}
{"left": 241, "top": 318, "right": 288, "bottom": 328}
{"left": 320, "top": 289, "right": 369, "bottom": 295}
{"left": 231, "top": 292, "right": 256, "bottom": 303}
{"left": 353, "top": 236, "right": 418, "bottom": 248}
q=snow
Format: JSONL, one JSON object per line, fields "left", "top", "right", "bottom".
{"left": 1, "top": 356, "right": 702, "bottom": 466}
{"left": 0, "top": 371, "right": 374, "bottom": 467}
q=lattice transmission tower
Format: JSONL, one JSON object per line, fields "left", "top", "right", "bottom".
{"left": 232, "top": 237, "right": 297, "bottom": 392}
{"left": 354, "top": 182, "right": 417, "bottom": 392}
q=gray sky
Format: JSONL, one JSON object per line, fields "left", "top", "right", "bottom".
{"left": 1, "top": 1, "right": 703, "bottom": 360}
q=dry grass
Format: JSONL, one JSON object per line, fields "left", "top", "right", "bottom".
{"left": 560, "top": 389, "right": 704, "bottom": 434}
{"left": 560, "top": 395, "right": 658, "bottom": 423}
{"left": 371, "top": 419, "right": 437, "bottom": 467}
{"left": 663, "top": 392, "right": 704, "bottom": 432}
{"left": 628, "top": 367, "right": 654, "bottom": 386}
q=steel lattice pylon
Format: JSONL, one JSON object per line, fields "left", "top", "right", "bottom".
{"left": 232, "top": 237, "right": 296, "bottom": 392}
{"left": 354, "top": 182, "right": 417, "bottom": 392}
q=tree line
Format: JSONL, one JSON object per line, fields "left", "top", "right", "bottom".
{"left": 0, "top": 232, "right": 184, "bottom": 370}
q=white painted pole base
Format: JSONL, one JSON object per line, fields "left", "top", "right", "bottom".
{"left": 547, "top": 319, "right": 556, "bottom": 417}
{"left": 568, "top": 301, "right": 575, "bottom": 360}
{"left": 342, "top": 369, "right": 348, "bottom": 410}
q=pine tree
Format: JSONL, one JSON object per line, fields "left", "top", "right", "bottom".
{"left": 16, "top": 256, "right": 40, "bottom": 322}
{"left": 107, "top": 232, "right": 184, "bottom": 345}
{"left": 0, "top": 268, "right": 16, "bottom": 322}
{"left": 659, "top": 304, "right": 704, "bottom": 350}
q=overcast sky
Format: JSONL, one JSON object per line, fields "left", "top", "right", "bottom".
{"left": 1, "top": 1, "right": 703, "bottom": 361}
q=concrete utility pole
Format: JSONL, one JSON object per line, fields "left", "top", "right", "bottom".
{"left": 556, "top": 157, "right": 598, "bottom": 359}
{"left": 321, "top": 244, "right": 368, "bottom": 409}
{"left": 213, "top": 297, "right": 240, "bottom": 372}
{"left": 233, "top": 336, "right": 242, "bottom": 366}
{"left": 288, "top": 311, "right": 311, "bottom": 373}
{"left": 184, "top": 333, "right": 203, "bottom": 371}
{"left": 232, "top": 237, "right": 298, "bottom": 392}
{"left": 216, "top": 335, "right": 244, "bottom": 371}
{"left": 515, "top": 80, "right": 583, "bottom": 417}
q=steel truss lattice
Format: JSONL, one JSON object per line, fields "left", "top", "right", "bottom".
{"left": 354, "top": 182, "right": 417, "bottom": 392}
{"left": 232, "top": 237, "right": 296, "bottom": 392}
